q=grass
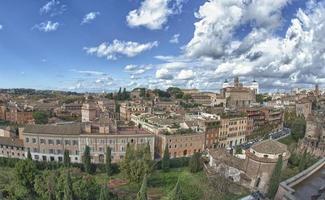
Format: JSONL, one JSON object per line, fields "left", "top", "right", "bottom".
{"left": 278, "top": 134, "right": 296, "bottom": 146}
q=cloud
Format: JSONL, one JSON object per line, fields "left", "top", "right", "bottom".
{"left": 169, "top": 34, "right": 180, "bottom": 44}
{"left": 71, "top": 70, "right": 107, "bottom": 76}
{"left": 124, "top": 64, "right": 152, "bottom": 75}
{"left": 156, "top": 68, "right": 174, "bottom": 80}
{"left": 0, "top": 25, "right": 3, "bottom": 30}
{"left": 33, "top": 21, "right": 59, "bottom": 32}
{"left": 184, "top": 0, "right": 291, "bottom": 59}
{"left": 40, "top": 0, "right": 66, "bottom": 16}
{"left": 126, "top": 0, "right": 186, "bottom": 30}
{"left": 176, "top": 69, "right": 194, "bottom": 80}
{"left": 81, "top": 12, "right": 100, "bottom": 24}
{"left": 84, "top": 40, "right": 158, "bottom": 60}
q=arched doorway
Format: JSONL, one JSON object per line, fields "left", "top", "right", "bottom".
{"left": 183, "top": 150, "right": 187, "bottom": 156}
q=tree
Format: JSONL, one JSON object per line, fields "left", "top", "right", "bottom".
{"left": 33, "top": 111, "right": 49, "bottom": 124}
{"left": 105, "top": 147, "right": 113, "bottom": 176}
{"left": 64, "top": 150, "right": 71, "bottom": 167}
{"left": 27, "top": 149, "right": 32, "bottom": 160}
{"left": 99, "top": 184, "right": 110, "bottom": 200}
{"left": 136, "top": 174, "right": 148, "bottom": 200}
{"left": 34, "top": 171, "right": 57, "bottom": 200}
{"left": 162, "top": 144, "right": 170, "bottom": 172}
{"left": 267, "top": 155, "right": 283, "bottom": 199}
{"left": 121, "top": 144, "right": 152, "bottom": 183}
{"left": 298, "top": 149, "right": 307, "bottom": 171}
{"left": 83, "top": 146, "right": 92, "bottom": 174}
{"left": 15, "top": 159, "right": 38, "bottom": 195}
{"left": 168, "top": 179, "right": 183, "bottom": 200}
{"left": 143, "top": 142, "right": 152, "bottom": 163}
{"left": 63, "top": 171, "right": 74, "bottom": 200}
{"left": 189, "top": 153, "right": 202, "bottom": 173}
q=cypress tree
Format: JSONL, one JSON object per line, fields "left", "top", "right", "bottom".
{"left": 168, "top": 178, "right": 183, "bottom": 200}
{"left": 136, "top": 174, "right": 148, "bottom": 200}
{"left": 189, "top": 153, "right": 202, "bottom": 173}
{"left": 106, "top": 146, "right": 113, "bottom": 176}
{"left": 298, "top": 149, "right": 307, "bottom": 171}
{"left": 162, "top": 144, "right": 170, "bottom": 172}
{"left": 143, "top": 142, "right": 152, "bottom": 163}
{"left": 99, "top": 184, "right": 110, "bottom": 200}
{"left": 64, "top": 150, "right": 70, "bottom": 167}
{"left": 267, "top": 155, "right": 283, "bottom": 199}
{"left": 63, "top": 171, "right": 74, "bottom": 200}
{"left": 83, "top": 146, "right": 92, "bottom": 174}
{"left": 27, "top": 149, "right": 32, "bottom": 160}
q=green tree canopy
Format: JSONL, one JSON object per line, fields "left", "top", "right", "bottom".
{"left": 106, "top": 146, "right": 113, "bottom": 176}
{"left": 267, "top": 155, "right": 283, "bottom": 199}
{"left": 168, "top": 178, "right": 183, "bottom": 200}
{"left": 189, "top": 153, "right": 202, "bottom": 173}
{"left": 136, "top": 174, "right": 148, "bottom": 200}
{"left": 33, "top": 111, "right": 49, "bottom": 124}
{"left": 83, "top": 146, "right": 92, "bottom": 174}
{"left": 162, "top": 144, "right": 170, "bottom": 172}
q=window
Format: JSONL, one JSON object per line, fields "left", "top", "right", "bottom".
{"left": 40, "top": 139, "right": 46, "bottom": 144}
{"left": 73, "top": 140, "right": 78, "bottom": 146}
{"left": 34, "top": 155, "right": 39, "bottom": 160}
{"left": 56, "top": 140, "right": 61, "bottom": 145}
{"left": 65, "top": 140, "right": 71, "bottom": 145}
{"left": 48, "top": 139, "right": 54, "bottom": 145}
{"left": 32, "top": 138, "right": 36, "bottom": 144}
{"left": 25, "top": 137, "right": 29, "bottom": 143}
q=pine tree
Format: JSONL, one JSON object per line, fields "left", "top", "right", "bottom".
{"left": 162, "top": 144, "right": 170, "bottom": 172}
{"left": 106, "top": 146, "right": 113, "bottom": 176}
{"left": 83, "top": 146, "right": 92, "bottom": 174}
{"left": 168, "top": 178, "right": 183, "bottom": 200}
{"left": 64, "top": 150, "right": 70, "bottom": 167}
{"left": 63, "top": 171, "right": 74, "bottom": 200}
{"left": 99, "top": 184, "right": 110, "bottom": 200}
{"left": 136, "top": 174, "right": 148, "bottom": 200}
{"left": 189, "top": 153, "right": 202, "bottom": 173}
{"left": 27, "top": 149, "right": 32, "bottom": 160}
{"left": 298, "top": 149, "right": 307, "bottom": 171}
{"left": 267, "top": 155, "right": 283, "bottom": 199}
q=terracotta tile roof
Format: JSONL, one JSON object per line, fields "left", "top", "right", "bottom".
{"left": 0, "top": 137, "right": 23, "bottom": 147}
{"left": 24, "top": 123, "right": 82, "bottom": 135}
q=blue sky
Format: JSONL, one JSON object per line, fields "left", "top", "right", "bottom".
{"left": 0, "top": 0, "right": 324, "bottom": 92}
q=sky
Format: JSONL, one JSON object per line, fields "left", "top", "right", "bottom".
{"left": 0, "top": 0, "right": 324, "bottom": 93}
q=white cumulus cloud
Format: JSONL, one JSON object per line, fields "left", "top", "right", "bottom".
{"left": 126, "top": 0, "right": 186, "bottom": 30}
{"left": 84, "top": 40, "right": 158, "bottom": 60}
{"left": 176, "top": 69, "right": 194, "bottom": 80}
{"left": 169, "top": 34, "right": 180, "bottom": 44}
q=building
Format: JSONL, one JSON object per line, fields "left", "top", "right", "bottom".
{"left": 120, "top": 102, "right": 149, "bottom": 121}
{"left": 22, "top": 123, "right": 155, "bottom": 163}
{"left": 244, "top": 140, "right": 290, "bottom": 193}
{"left": 298, "top": 113, "right": 325, "bottom": 157}
{"left": 296, "top": 97, "right": 312, "bottom": 119}
{"left": 275, "top": 157, "right": 325, "bottom": 200}
{"left": 81, "top": 103, "right": 98, "bottom": 122}
{"left": 156, "top": 131, "right": 205, "bottom": 159}
{"left": 208, "top": 139, "right": 290, "bottom": 194}
{"left": 222, "top": 77, "right": 256, "bottom": 108}
{"left": 0, "top": 137, "right": 25, "bottom": 159}
{"left": 5, "top": 105, "right": 34, "bottom": 124}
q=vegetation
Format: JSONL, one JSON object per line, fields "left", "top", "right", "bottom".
{"left": 284, "top": 111, "right": 306, "bottom": 141}
{"left": 83, "top": 145, "right": 93, "bottom": 174}
{"left": 106, "top": 146, "right": 113, "bottom": 176}
{"left": 33, "top": 111, "right": 49, "bottom": 124}
{"left": 167, "top": 179, "right": 183, "bottom": 200}
{"left": 189, "top": 153, "right": 202, "bottom": 173}
{"left": 136, "top": 174, "right": 148, "bottom": 200}
{"left": 64, "top": 150, "right": 71, "bottom": 167}
{"left": 256, "top": 94, "right": 272, "bottom": 104}
{"left": 267, "top": 155, "right": 283, "bottom": 199}
{"left": 120, "top": 143, "right": 152, "bottom": 183}
{"left": 162, "top": 144, "right": 170, "bottom": 172}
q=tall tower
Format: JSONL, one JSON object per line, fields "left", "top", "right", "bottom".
{"left": 234, "top": 76, "right": 240, "bottom": 87}
{"left": 81, "top": 103, "right": 97, "bottom": 122}
{"left": 315, "top": 84, "right": 320, "bottom": 96}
